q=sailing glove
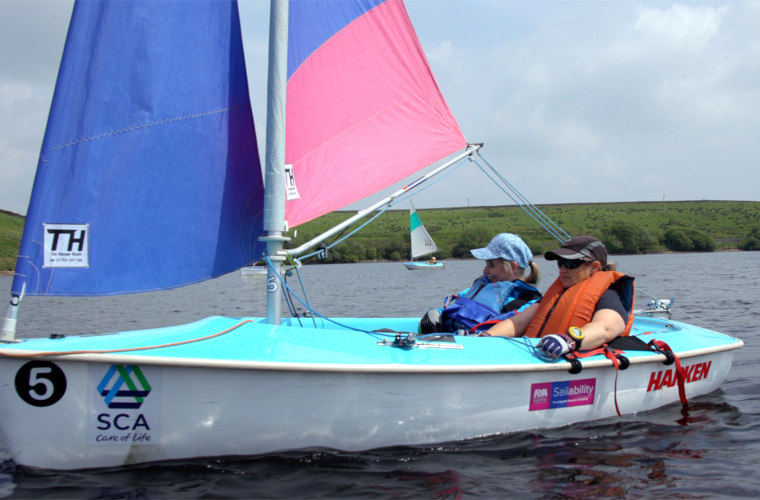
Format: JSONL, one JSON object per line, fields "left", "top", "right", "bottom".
{"left": 537, "top": 333, "right": 575, "bottom": 359}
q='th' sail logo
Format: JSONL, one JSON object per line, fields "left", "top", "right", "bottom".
{"left": 97, "top": 365, "right": 152, "bottom": 409}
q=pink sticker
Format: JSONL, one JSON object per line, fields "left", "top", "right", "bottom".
{"left": 529, "top": 378, "right": 596, "bottom": 411}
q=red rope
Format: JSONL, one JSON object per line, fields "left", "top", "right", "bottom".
{"left": 567, "top": 346, "right": 624, "bottom": 416}
{"left": 468, "top": 319, "right": 502, "bottom": 334}
{"left": 602, "top": 348, "right": 622, "bottom": 416}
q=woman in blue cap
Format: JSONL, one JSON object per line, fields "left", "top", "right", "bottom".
{"left": 486, "top": 235, "right": 634, "bottom": 359}
{"left": 419, "top": 233, "right": 541, "bottom": 334}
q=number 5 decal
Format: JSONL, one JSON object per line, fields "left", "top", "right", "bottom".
{"left": 15, "top": 361, "right": 67, "bottom": 407}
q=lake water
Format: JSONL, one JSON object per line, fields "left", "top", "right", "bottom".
{"left": 1, "top": 251, "right": 758, "bottom": 498}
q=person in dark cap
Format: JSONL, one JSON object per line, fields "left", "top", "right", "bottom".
{"left": 419, "top": 233, "right": 542, "bottom": 334}
{"left": 486, "top": 236, "right": 635, "bottom": 358}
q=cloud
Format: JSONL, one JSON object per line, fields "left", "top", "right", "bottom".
{"left": 0, "top": 79, "right": 55, "bottom": 213}
{"left": 0, "top": 1, "right": 72, "bottom": 214}
{"left": 426, "top": 40, "right": 464, "bottom": 73}
{"left": 3, "top": 0, "right": 760, "bottom": 217}
{"left": 634, "top": 4, "right": 728, "bottom": 52}
{"left": 0, "top": 1, "right": 73, "bottom": 83}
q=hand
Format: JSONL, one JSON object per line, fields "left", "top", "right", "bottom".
{"left": 537, "top": 333, "right": 574, "bottom": 359}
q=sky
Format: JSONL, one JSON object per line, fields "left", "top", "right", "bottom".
{"left": 1, "top": 0, "right": 759, "bottom": 217}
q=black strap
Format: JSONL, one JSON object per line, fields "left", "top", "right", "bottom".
{"left": 468, "top": 283, "right": 487, "bottom": 300}
{"left": 566, "top": 355, "right": 583, "bottom": 374}
{"left": 647, "top": 340, "right": 676, "bottom": 365}
{"left": 500, "top": 289, "right": 542, "bottom": 314}
{"left": 607, "top": 335, "right": 651, "bottom": 351}
{"left": 535, "top": 289, "right": 566, "bottom": 338}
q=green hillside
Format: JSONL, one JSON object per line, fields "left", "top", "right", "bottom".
{"left": 2, "top": 200, "right": 759, "bottom": 271}
{"left": 0, "top": 210, "right": 23, "bottom": 272}
{"left": 288, "top": 200, "right": 760, "bottom": 262}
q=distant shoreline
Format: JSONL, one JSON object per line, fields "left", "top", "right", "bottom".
{"left": 3, "top": 199, "right": 757, "bottom": 274}
{"left": 0, "top": 248, "right": 746, "bottom": 276}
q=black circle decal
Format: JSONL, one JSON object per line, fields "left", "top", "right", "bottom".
{"left": 15, "top": 360, "right": 67, "bottom": 407}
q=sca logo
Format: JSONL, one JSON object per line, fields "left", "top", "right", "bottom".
{"left": 97, "top": 365, "right": 151, "bottom": 409}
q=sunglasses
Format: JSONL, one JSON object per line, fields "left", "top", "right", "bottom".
{"left": 557, "top": 258, "right": 595, "bottom": 270}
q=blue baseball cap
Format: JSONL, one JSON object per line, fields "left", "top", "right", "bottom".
{"left": 470, "top": 233, "right": 532, "bottom": 268}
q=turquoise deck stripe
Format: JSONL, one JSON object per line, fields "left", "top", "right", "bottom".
{"left": 1, "top": 316, "right": 740, "bottom": 367}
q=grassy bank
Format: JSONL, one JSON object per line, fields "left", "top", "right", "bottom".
{"left": 289, "top": 200, "right": 760, "bottom": 262}
{"left": 0, "top": 210, "right": 23, "bottom": 273}
{"left": 2, "top": 200, "right": 759, "bottom": 271}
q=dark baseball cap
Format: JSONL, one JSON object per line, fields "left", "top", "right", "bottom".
{"left": 544, "top": 235, "right": 607, "bottom": 266}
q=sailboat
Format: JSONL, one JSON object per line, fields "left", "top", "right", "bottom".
{"left": 404, "top": 201, "right": 443, "bottom": 270}
{"left": 0, "top": 0, "right": 742, "bottom": 471}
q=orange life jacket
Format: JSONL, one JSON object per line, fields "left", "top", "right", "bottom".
{"left": 524, "top": 271, "right": 635, "bottom": 338}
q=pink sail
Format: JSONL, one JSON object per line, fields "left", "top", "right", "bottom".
{"left": 285, "top": 0, "right": 465, "bottom": 227}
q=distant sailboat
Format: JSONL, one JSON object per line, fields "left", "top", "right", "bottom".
{"left": 404, "top": 200, "right": 443, "bottom": 270}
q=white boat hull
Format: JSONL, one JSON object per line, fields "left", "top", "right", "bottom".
{"left": 404, "top": 262, "right": 444, "bottom": 270}
{"left": 0, "top": 321, "right": 738, "bottom": 470}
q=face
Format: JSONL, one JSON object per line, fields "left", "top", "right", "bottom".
{"left": 557, "top": 258, "right": 600, "bottom": 288}
{"left": 483, "top": 259, "right": 517, "bottom": 282}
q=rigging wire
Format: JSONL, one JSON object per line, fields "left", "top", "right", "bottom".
{"left": 272, "top": 260, "right": 303, "bottom": 325}
{"left": 275, "top": 149, "right": 725, "bottom": 347}
{"left": 474, "top": 152, "right": 726, "bottom": 336}
{"left": 281, "top": 275, "right": 300, "bottom": 322}
{"left": 298, "top": 205, "right": 391, "bottom": 261}
{"left": 472, "top": 157, "right": 569, "bottom": 242}
{"left": 297, "top": 157, "right": 469, "bottom": 262}
{"left": 472, "top": 160, "right": 565, "bottom": 242}
{"left": 278, "top": 152, "right": 570, "bottom": 340}
{"left": 474, "top": 151, "right": 726, "bottom": 332}
{"left": 265, "top": 256, "right": 475, "bottom": 343}
{"left": 264, "top": 255, "right": 393, "bottom": 340}
{"left": 286, "top": 253, "right": 318, "bottom": 329}
{"left": 392, "top": 156, "right": 469, "bottom": 206}
{"left": 476, "top": 151, "right": 571, "bottom": 241}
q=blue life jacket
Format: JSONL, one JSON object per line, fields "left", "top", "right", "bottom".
{"left": 441, "top": 276, "right": 541, "bottom": 333}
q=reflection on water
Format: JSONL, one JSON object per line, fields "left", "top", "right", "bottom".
{"left": 1, "top": 252, "right": 759, "bottom": 498}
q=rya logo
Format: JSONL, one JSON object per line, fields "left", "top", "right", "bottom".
{"left": 533, "top": 388, "right": 548, "bottom": 402}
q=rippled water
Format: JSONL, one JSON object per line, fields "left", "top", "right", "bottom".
{"left": 1, "top": 252, "right": 759, "bottom": 498}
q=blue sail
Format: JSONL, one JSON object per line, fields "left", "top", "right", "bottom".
{"left": 12, "top": 0, "right": 264, "bottom": 297}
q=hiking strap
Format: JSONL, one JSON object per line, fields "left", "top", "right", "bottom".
{"left": 561, "top": 336, "right": 687, "bottom": 417}
{"left": 648, "top": 339, "right": 688, "bottom": 404}
{"left": 566, "top": 346, "right": 627, "bottom": 416}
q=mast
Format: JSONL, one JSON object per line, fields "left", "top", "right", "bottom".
{"left": 1, "top": 288, "right": 22, "bottom": 343}
{"left": 409, "top": 202, "right": 413, "bottom": 262}
{"left": 260, "top": 0, "right": 289, "bottom": 325}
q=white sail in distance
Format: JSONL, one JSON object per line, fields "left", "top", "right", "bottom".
{"left": 409, "top": 200, "right": 439, "bottom": 259}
